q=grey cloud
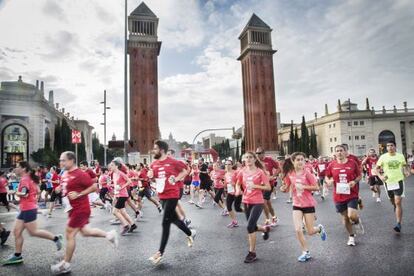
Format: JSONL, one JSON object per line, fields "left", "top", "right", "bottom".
{"left": 41, "top": 31, "right": 78, "bottom": 59}
{"left": 42, "top": 0, "right": 66, "bottom": 21}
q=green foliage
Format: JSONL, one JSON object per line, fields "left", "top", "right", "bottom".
{"left": 31, "top": 148, "right": 59, "bottom": 167}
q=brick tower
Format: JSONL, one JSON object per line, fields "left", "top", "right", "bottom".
{"left": 128, "top": 2, "right": 161, "bottom": 156}
{"left": 238, "top": 14, "right": 278, "bottom": 152}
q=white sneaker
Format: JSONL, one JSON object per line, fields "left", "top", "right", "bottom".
{"left": 187, "top": 229, "right": 196, "bottom": 247}
{"left": 106, "top": 230, "right": 119, "bottom": 249}
{"left": 347, "top": 236, "right": 356, "bottom": 246}
{"left": 110, "top": 219, "right": 121, "bottom": 225}
{"left": 376, "top": 197, "right": 381, "bottom": 203}
{"left": 51, "top": 260, "right": 71, "bottom": 275}
{"left": 148, "top": 252, "right": 163, "bottom": 265}
{"left": 188, "top": 200, "right": 195, "bottom": 204}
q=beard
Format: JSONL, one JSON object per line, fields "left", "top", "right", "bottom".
{"left": 154, "top": 152, "right": 162, "bottom": 159}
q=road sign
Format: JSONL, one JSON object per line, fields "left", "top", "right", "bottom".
{"left": 72, "top": 130, "right": 81, "bottom": 144}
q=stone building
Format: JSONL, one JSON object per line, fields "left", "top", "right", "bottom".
{"left": 238, "top": 13, "right": 278, "bottom": 153}
{"left": 278, "top": 99, "right": 414, "bottom": 157}
{"left": 0, "top": 76, "right": 94, "bottom": 168}
{"left": 128, "top": 2, "right": 161, "bottom": 161}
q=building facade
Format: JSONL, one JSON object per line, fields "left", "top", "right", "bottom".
{"left": 278, "top": 99, "right": 414, "bottom": 157}
{"left": 0, "top": 76, "right": 94, "bottom": 168}
{"left": 128, "top": 2, "right": 161, "bottom": 160}
{"left": 238, "top": 13, "right": 278, "bottom": 153}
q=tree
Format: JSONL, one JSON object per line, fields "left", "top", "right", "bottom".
{"left": 31, "top": 148, "right": 58, "bottom": 167}
{"left": 235, "top": 139, "right": 240, "bottom": 161}
{"left": 288, "top": 121, "right": 294, "bottom": 153}
{"left": 309, "top": 125, "right": 318, "bottom": 157}
{"left": 300, "top": 116, "right": 310, "bottom": 155}
{"left": 241, "top": 137, "right": 246, "bottom": 156}
{"left": 294, "top": 127, "right": 300, "bottom": 152}
{"left": 92, "top": 132, "right": 105, "bottom": 165}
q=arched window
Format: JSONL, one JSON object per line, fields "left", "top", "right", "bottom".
{"left": 1, "top": 124, "right": 29, "bottom": 167}
{"left": 378, "top": 130, "right": 395, "bottom": 154}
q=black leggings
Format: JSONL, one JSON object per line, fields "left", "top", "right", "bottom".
{"left": 99, "top": 187, "right": 110, "bottom": 203}
{"left": 0, "top": 193, "right": 9, "bottom": 207}
{"left": 159, "top": 199, "right": 192, "bottom": 254}
{"left": 226, "top": 194, "right": 243, "bottom": 212}
{"left": 244, "top": 204, "right": 264, "bottom": 234}
{"left": 214, "top": 188, "right": 224, "bottom": 204}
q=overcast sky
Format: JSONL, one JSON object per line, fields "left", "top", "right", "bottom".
{"left": 0, "top": 0, "right": 413, "bottom": 144}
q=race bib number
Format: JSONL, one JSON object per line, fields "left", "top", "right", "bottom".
{"left": 295, "top": 181, "right": 303, "bottom": 196}
{"left": 227, "top": 184, "right": 234, "bottom": 194}
{"left": 318, "top": 164, "right": 325, "bottom": 171}
{"left": 336, "top": 182, "right": 350, "bottom": 195}
{"left": 246, "top": 177, "right": 254, "bottom": 192}
{"left": 155, "top": 178, "right": 166, "bottom": 193}
{"left": 386, "top": 182, "right": 400, "bottom": 191}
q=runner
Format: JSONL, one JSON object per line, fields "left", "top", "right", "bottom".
{"left": 50, "top": 151, "right": 118, "bottom": 274}
{"left": 1, "top": 170, "right": 18, "bottom": 211}
{"left": 280, "top": 152, "right": 327, "bottom": 262}
{"left": 256, "top": 147, "right": 280, "bottom": 227}
{"left": 342, "top": 144, "right": 364, "bottom": 210}
{"left": 98, "top": 168, "right": 112, "bottom": 207}
{"left": 197, "top": 158, "right": 215, "bottom": 208}
{"left": 316, "top": 157, "right": 329, "bottom": 200}
{"left": 235, "top": 152, "right": 271, "bottom": 263}
{"left": 47, "top": 166, "right": 61, "bottom": 218}
{"left": 110, "top": 159, "right": 137, "bottom": 235}
{"left": 325, "top": 145, "right": 364, "bottom": 246}
{"left": 376, "top": 141, "right": 411, "bottom": 233}
{"left": 148, "top": 140, "right": 195, "bottom": 265}
{"left": 137, "top": 163, "right": 162, "bottom": 213}
{"left": 210, "top": 162, "right": 227, "bottom": 215}
{"left": 1, "top": 161, "right": 63, "bottom": 266}
{"left": 188, "top": 163, "right": 200, "bottom": 204}
{"left": 362, "top": 149, "right": 382, "bottom": 202}
{"left": 224, "top": 160, "right": 239, "bottom": 227}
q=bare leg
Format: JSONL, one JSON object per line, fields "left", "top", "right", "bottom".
{"left": 113, "top": 208, "right": 128, "bottom": 226}
{"left": 25, "top": 220, "right": 55, "bottom": 240}
{"left": 293, "top": 210, "right": 308, "bottom": 251}
{"left": 120, "top": 208, "right": 134, "bottom": 225}
{"left": 13, "top": 220, "right": 25, "bottom": 253}
{"left": 79, "top": 225, "right": 107, "bottom": 238}
{"left": 64, "top": 227, "right": 80, "bottom": 263}
{"left": 395, "top": 196, "right": 403, "bottom": 223}
{"left": 248, "top": 233, "right": 256, "bottom": 252}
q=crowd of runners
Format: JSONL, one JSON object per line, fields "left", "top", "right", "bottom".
{"left": 0, "top": 139, "right": 413, "bottom": 274}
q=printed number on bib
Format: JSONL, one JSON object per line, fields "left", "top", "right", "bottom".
{"left": 227, "top": 184, "right": 234, "bottom": 194}
{"left": 336, "top": 182, "right": 350, "bottom": 195}
{"left": 386, "top": 182, "right": 400, "bottom": 191}
{"left": 155, "top": 178, "right": 166, "bottom": 193}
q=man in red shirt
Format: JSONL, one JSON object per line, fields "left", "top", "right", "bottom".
{"left": 325, "top": 145, "right": 364, "bottom": 246}
{"left": 51, "top": 151, "right": 118, "bottom": 274}
{"left": 148, "top": 141, "right": 195, "bottom": 265}
{"left": 342, "top": 144, "right": 364, "bottom": 209}
{"left": 362, "top": 149, "right": 382, "bottom": 202}
{"left": 256, "top": 147, "right": 280, "bottom": 227}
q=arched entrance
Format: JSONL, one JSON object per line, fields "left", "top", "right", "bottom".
{"left": 1, "top": 124, "right": 29, "bottom": 167}
{"left": 378, "top": 130, "right": 395, "bottom": 154}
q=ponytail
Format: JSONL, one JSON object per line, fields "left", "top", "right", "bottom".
{"left": 18, "top": 161, "right": 40, "bottom": 183}
{"left": 282, "top": 158, "right": 294, "bottom": 176}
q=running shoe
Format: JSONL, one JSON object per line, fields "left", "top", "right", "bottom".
{"left": 376, "top": 198, "right": 381, "bottom": 203}
{"left": 271, "top": 217, "right": 279, "bottom": 227}
{"left": 272, "top": 194, "right": 277, "bottom": 200}
{"left": 262, "top": 225, "right": 270, "bottom": 240}
{"left": 51, "top": 260, "right": 71, "bottom": 275}
{"left": 128, "top": 224, "right": 137, "bottom": 233}
{"left": 157, "top": 205, "right": 162, "bottom": 213}
{"left": 318, "top": 224, "right": 327, "bottom": 241}
{"left": 148, "top": 252, "right": 163, "bottom": 265}
{"left": 354, "top": 218, "right": 365, "bottom": 235}
{"left": 1, "top": 230, "right": 10, "bottom": 246}
{"left": 221, "top": 210, "right": 229, "bottom": 216}
{"left": 297, "top": 252, "right": 311, "bottom": 262}
{"left": 347, "top": 236, "right": 356, "bottom": 246}
{"left": 135, "top": 210, "right": 141, "bottom": 219}
{"left": 286, "top": 198, "right": 292, "bottom": 204}
{"left": 106, "top": 230, "right": 119, "bottom": 249}
{"left": 1, "top": 254, "right": 23, "bottom": 266}
{"left": 227, "top": 221, "right": 239, "bottom": 228}
{"left": 244, "top": 251, "right": 257, "bottom": 263}
{"left": 187, "top": 229, "right": 196, "bottom": 247}
{"left": 121, "top": 225, "right": 130, "bottom": 236}
{"left": 188, "top": 200, "right": 195, "bottom": 204}
{"left": 393, "top": 223, "right": 401, "bottom": 233}
{"left": 110, "top": 219, "right": 121, "bottom": 225}
{"left": 55, "top": 234, "right": 63, "bottom": 251}
{"left": 47, "top": 213, "right": 52, "bottom": 218}
{"left": 195, "top": 203, "right": 203, "bottom": 209}
{"left": 184, "top": 218, "right": 192, "bottom": 227}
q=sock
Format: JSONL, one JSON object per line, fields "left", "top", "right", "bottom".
{"left": 14, "top": 253, "right": 21, "bottom": 257}
{"left": 53, "top": 236, "right": 59, "bottom": 242}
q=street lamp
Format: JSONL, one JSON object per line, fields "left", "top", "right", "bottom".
{"left": 100, "top": 90, "right": 111, "bottom": 166}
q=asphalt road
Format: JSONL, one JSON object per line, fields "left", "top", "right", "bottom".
{"left": 1, "top": 176, "right": 414, "bottom": 276}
